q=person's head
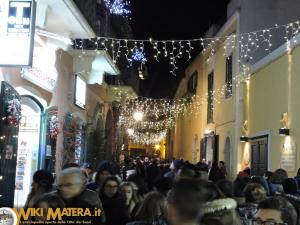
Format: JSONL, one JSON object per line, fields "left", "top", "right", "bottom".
{"left": 256, "top": 197, "right": 297, "bottom": 225}
{"left": 297, "top": 168, "right": 300, "bottom": 176}
{"left": 34, "top": 194, "right": 65, "bottom": 221}
{"left": 219, "top": 161, "right": 225, "bottom": 168}
{"left": 32, "top": 170, "right": 54, "bottom": 193}
{"left": 95, "top": 161, "right": 117, "bottom": 183}
{"left": 101, "top": 176, "right": 120, "bottom": 198}
{"left": 127, "top": 174, "right": 148, "bottom": 195}
{"left": 154, "top": 176, "right": 172, "bottom": 196}
{"left": 81, "top": 163, "right": 93, "bottom": 175}
{"left": 170, "top": 159, "right": 184, "bottom": 172}
{"left": 243, "top": 183, "right": 266, "bottom": 204}
{"left": 167, "top": 179, "right": 213, "bottom": 225}
{"left": 251, "top": 176, "right": 270, "bottom": 196}
{"left": 176, "top": 163, "right": 200, "bottom": 180}
{"left": 283, "top": 178, "right": 299, "bottom": 195}
{"left": 135, "top": 192, "right": 167, "bottom": 221}
{"left": 57, "top": 167, "right": 86, "bottom": 199}
{"left": 119, "top": 181, "right": 139, "bottom": 205}
{"left": 271, "top": 169, "right": 288, "bottom": 184}
{"left": 264, "top": 171, "right": 273, "bottom": 181}
{"left": 216, "top": 180, "right": 233, "bottom": 198}
{"left": 243, "top": 167, "right": 251, "bottom": 176}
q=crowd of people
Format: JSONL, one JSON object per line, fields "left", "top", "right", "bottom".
{"left": 23, "top": 156, "right": 300, "bottom": 225}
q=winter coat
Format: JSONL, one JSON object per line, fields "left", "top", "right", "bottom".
{"left": 50, "top": 189, "right": 105, "bottom": 224}
{"left": 237, "top": 202, "right": 258, "bottom": 225}
{"left": 281, "top": 193, "right": 300, "bottom": 225}
{"left": 101, "top": 193, "right": 131, "bottom": 225}
{"left": 201, "top": 198, "right": 242, "bottom": 225}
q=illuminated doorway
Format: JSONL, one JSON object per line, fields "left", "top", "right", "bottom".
{"left": 13, "top": 96, "right": 42, "bottom": 207}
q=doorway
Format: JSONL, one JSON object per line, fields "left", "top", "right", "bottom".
{"left": 250, "top": 135, "right": 268, "bottom": 176}
{"left": 14, "top": 96, "right": 43, "bottom": 207}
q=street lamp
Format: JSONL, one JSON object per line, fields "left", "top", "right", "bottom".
{"left": 133, "top": 111, "right": 143, "bottom": 121}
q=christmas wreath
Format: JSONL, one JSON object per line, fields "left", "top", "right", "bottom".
{"left": 6, "top": 99, "right": 22, "bottom": 127}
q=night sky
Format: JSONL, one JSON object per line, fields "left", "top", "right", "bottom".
{"left": 129, "top": 0, "right": 230, "bottom": 98}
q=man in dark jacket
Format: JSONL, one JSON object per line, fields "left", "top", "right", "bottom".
{"left": 52, "top": 167, "right": 105, "bottom": 224}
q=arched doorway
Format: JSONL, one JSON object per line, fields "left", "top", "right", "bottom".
{"left": 14, "top": 95, "right": 43, "bottom": 207}
{"left": 224, "top": 137, "right": 231, "bottom": 177}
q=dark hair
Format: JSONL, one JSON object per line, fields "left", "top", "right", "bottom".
{"left": 283, "top": 178, "right": 299, "bottom": 195}
{"left": 127, "top": 174, "right": 148, "bottom": 195}
{"left": 264, "top": 171, "right": 273, "bottom": 180}
{"left": 297, "top": 168, "right": 300, "bottom": 176}
{"left": 33, "top": 170, "right": 54, "bottom": 190}
{"left": 177, "top": 163, "right": 200, "bottom": 179}
{"left": 243, "top": 183, "right": 266, "bottom": 203}
{"left": 135, "top": 192, "right": 167, "bottom": 221}
{"left": 95, "top": 161, "right": 117, "bottom": 182}
{"left": 258, "top": 197, "right": 297, "bottom": 225}
{"left": 216, "top": 180, "right": 233, "bottom": 198}
{"left": 219, "top": 161, "right": 225, "bottom": 165}
{"left": 167, "top": 179, "right": 215, "bottom": 223}
{"left": 154, "top": 176, "right": 172, "bottom": 196}
{"left": 271, "top": 169, "right": 288, "bottom": 184}
{"left": 34, "top": 193, "right": 65, "bottom": 209}
{"left": 100, "top": 176, "right": 120, "bottom": 198}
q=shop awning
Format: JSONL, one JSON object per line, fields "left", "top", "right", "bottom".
{"left": 70, "top": 50, "right": 120, "bottom": 85}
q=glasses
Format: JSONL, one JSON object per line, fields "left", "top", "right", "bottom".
{"left": 58, "top": 183, "right": 82, "bottom": 189}
{"left": 252, "top": 218, "right": 287, "bottom": 225}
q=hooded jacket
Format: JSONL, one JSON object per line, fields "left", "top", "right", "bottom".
{"left": 201, "top": 198, "right": 242, "bottom": 225}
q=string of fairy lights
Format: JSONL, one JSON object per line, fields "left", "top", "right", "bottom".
{"left": 75, "top": 1, "right": 300, "bottom": 145}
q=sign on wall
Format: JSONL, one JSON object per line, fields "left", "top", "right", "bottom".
{"left": 280, "top": 140, "right": 296, "bottom": 172}
{"left": 0, "top": 0, "right": 35, "bottom": 66}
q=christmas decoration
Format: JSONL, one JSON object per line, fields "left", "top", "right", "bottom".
{"left": 6, "top": 99, "right": 22, "bottom": 127}
{"left": 128, "top": 48, "right": 147, "bottom": 66}
{"left": 49, "top": 115, "right": 59, "bottom": 139}
{"left": 103, "top": 0, "right": 131, "bottom": 16}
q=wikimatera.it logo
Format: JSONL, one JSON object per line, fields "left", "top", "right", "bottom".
{"left": 0, "top": 207, "right": 102, "bottom": 225}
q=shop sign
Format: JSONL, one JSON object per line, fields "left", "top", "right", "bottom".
{"left": 21, "top": 46, "right": 58, "bottom": 92}
{"left": 0, "top": 0, "right": 35, "bottom": 66}
{"left": 280, "top": 140, "right": 296, "bottom": 172}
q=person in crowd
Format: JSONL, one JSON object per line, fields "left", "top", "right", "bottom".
{"left": 233, "top": 170, "right": 251, "bottom": 200}
{"left": 255, "top": 196, "right": 297, "bottom": 225}
{"left": 119, "top": 181, "right": 142, "bottom": 219}
{"left": 50, "top": 167, "right": 105, "bottom": 224}
{"left": 167, "top": 179, "right": 214, "bottom": 225}
{"left": 270, "top": 168, "right": 288, "bottom": 193}
{"left": 164, "top": 159, "right": 184, "bottom": 181}
{"left": 87, "top": 160, "right": 118, "bottom": 191}
{"left": 294, "top": 168, "right": 300, "bottom": 187}
{"left": 176, "top": 163, "right": 201, "bottom": 180}
{"left": 127, "top": 174, "right": 149, "bottom": 197}
{"left": 145, "top": 158, "right": 161, "bottom": 190}
{"left": 33, "top": 194, "right": 65, "bottom": 221}
{"left": 100, "top": 176, "right": 130, "bottom": 225}
{"left": 208, "top": 162, "right": 225, "bottom": 183}
{"left": 154, "top": 176, "right": 172, "bottom": 196}
{"left": 24, "top": 170, "right": 54, "bottom": 208}
{"left": 135, "top": 157, "right": 146, "bottom": 178}
{"left": 238, "top": 183, "right": 267, "bottom": 224}
{"left": 197, "top": 160, "right": 209, "bottom": 173}
{"left": 251, "top": 176, "right": 270, "bottom": 196}
{"left": 264, "top": 171, "right": 278, "bottom": 196}
{"left": 81, "top": 163, "right": 94, "bottom": 182}
{"left": 283, "top": 178, "right": 300, "bottom": 197}
{"left": 219, "top": 161, "right": 227, "bottom": 178}
{"left": 127, "top": 192, "right": 168, "bottom": 225}
{"left": 217, "top": 180, "right": 234, "bottom": 198}
{"left": 200, "top": 181, "right": 241, "bottom": 225}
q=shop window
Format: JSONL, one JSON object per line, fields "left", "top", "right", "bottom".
{"left": 74, "top": 75, "right": 86, "bottom": 109}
